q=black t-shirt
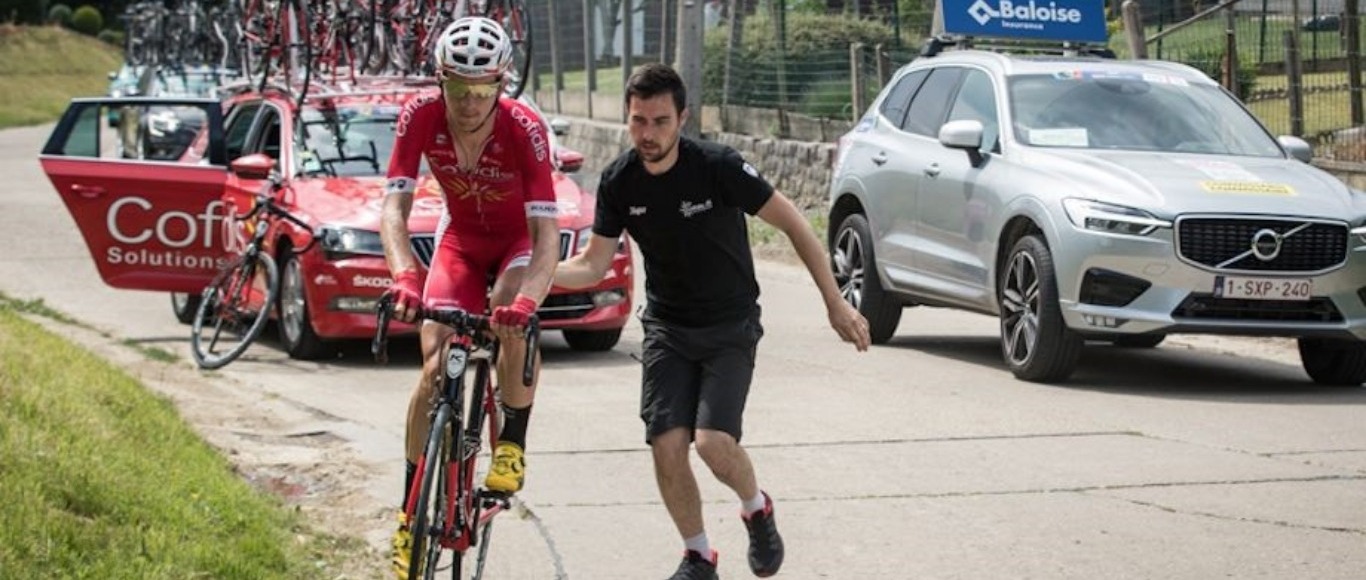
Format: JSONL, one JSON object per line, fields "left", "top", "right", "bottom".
{"left": 595, "top": 136, "right": 775, "bottom": 326}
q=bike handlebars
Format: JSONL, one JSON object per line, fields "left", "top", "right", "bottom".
{"left": 371, "top": 294, "right": 541, "bottom": 387}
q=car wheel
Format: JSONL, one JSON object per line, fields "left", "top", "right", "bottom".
{"left": 278, "top": 253, "right": 336, "bottom": 361}
{"left": 1297, "top": 337, "right": 1366, "bottom": 386}
{"left": 999, "top": 235, "right": 1082, "bottom": 382}
{"left": 171, "top": 292, "right": 200, "bottom": 325}
{"left": 832, "top": 213, "right": 902, "bottom": 344}
{"left": 562, "top": 328, "right": 622, "bottom": 352}
{"left": 1112, "top": 334, "right": 1165, "bottom": 348}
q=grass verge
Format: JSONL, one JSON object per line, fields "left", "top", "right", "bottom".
{"left": 0, "top": 300, "right": 351, "bottom": 578}
{"left": 0, "top": 25, "right": 122, "bottom": 129}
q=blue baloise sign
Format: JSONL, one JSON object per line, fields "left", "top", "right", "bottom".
{"left": 942, "top": 0, "right": 1109, "bottom": 43}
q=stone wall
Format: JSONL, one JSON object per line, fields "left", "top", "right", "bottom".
{"left": 555, "top": 115, "right": 1366, "bottom": 214}
{"left": 557, "top": 115, "right": 838, "bottom": 211}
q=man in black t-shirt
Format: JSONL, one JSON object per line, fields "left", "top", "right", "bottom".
{"left": 556, "top": 63, "right": 870, "bottom": 579}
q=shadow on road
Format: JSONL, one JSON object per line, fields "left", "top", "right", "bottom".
{"left": 880, "top": 334, "right": 1366, "bottom": 404}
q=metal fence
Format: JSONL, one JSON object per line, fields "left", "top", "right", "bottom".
{"left": 528, "top": 1, "right": 1364, "bottom": 161}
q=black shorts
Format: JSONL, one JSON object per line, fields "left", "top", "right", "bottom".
{"left": 639, "top": 308, "right": 764, "bottom": 444}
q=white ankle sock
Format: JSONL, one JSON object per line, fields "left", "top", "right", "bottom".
{"left": 684, "top": 532, "right": 710, "bottom": 556}
{"left": 742, "top": 490, "right": 766, "bottom": 515}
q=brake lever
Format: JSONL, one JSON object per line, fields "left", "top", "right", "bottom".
{"left": 372, "top": 295, "right": 393, "bottom": 365}
{"left": 521, "top": 316, "right": 539, "bottom": 387}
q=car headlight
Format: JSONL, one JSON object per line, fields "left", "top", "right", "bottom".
{"left": 575, "top": 227, "right": 593, "bottom": 253}
{"left": 319, "top": 226, "right": 385, "bottom": 257}
{"left": 1351, "top": 224, "right": 1366, "bottom": 248}
{"left": 1062, "top": 198, "right": 1171, "bottom": 237}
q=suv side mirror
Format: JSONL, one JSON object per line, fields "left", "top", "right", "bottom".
{"left": 557, "top": 149, "right": 584, "bottom": 173}
{"left": 1277, "top": 135, "right": 1313, "bottom": 163}
{"left": 939, "top": 120, "right": 985, "bottom": 167}
{"left": 549, "top": 118, "right": 570, "bottom": 136}
{"left": 230, "top": 153, "right": 277, "bottom": 180}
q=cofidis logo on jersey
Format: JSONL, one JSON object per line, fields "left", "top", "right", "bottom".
{"left": 943, "top": 0, "right": 1107, "bottom": 43}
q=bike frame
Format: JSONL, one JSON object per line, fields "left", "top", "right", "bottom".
{"left": 374, "top": 297, "right": 539, "bottom": 578}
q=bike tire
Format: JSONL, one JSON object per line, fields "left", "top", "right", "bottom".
{"left": 409, "top": 402, "right": 457, "bottom": 580}
{"left": 190, "top": 251, "right": 278, "bottom": 369}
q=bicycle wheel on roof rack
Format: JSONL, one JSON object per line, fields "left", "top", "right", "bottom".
{"left": 485, "top": 0, "right": 531, "bottom": 99}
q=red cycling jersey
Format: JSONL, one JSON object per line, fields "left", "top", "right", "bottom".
{"left": 385, "top": 94, "right": 558, "bottom": 311}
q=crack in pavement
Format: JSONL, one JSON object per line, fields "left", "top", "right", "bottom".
{"left": 531, "top": 431, "right": 1146, "bottom": 456}
{"left": 1094, "top": 493, "right": 1366, "bottom": 536}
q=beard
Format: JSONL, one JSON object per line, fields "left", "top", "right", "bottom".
{"left": 637, "top": 135, "right": 678, "bottom": 163}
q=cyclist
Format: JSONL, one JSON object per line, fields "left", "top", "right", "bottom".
{"left": 379, "top": 16, "right": 559, "bottom": 579}
{"left": 555, "top": 63, "right": 871, "bottom": 579}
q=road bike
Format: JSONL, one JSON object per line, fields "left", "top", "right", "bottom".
{"left": 190, "top": 173, "right": 315, "bottom": 369}
{"left": 372, "top": 295, "right": 539, "bottom": 579}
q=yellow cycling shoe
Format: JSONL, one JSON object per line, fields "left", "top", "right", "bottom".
{"left": 484, "top": 441, "right": 526, "bottom": 494}
{"left": 391, "top": 511, "right": 412, "bottom": 579}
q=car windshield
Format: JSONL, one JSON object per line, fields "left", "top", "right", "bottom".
{"left": 1008, "top": 71, "right": 1284, "bottom": 157}
{"left": 149, "top": 70, "right": 224, "bottom": 98}
{"left": 297, "top": 105, "right": 400, "bottom": 178}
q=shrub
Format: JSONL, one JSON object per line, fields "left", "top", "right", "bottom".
{"left": 96, "top": 27, "right": 121, "bottom": 46}
{"left": 46, "top": 2, "right": 70, "bottom": 25}
{"left": 69, "top": 3, "right": 99, "bottom": 35}
{"left": 1182, "top": 47, "right": 1258, "bottom": 100}
{"left": 703, "top": 12, "right": 894, "bottom": 112}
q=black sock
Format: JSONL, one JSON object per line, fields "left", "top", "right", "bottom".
{"left": 498, "top": 403, "right": 532, "bottom": 449}
{"left": 402, "top": 460, "right": 416, "bottom": 507}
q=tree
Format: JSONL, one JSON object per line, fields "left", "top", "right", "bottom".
{"left": 69, "top": 3, "right": 99, "bottom": 34}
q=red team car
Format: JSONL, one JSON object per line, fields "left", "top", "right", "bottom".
{"left": 38, "top": 79, "right": 633, "bottom": 360}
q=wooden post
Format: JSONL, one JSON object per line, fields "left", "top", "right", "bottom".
{"left": 1285, "top": 30, "right": 1304, "bottom": 136}
{"left": 774, "top": 0, "right": 789, "bottom": 137}
{"left": 677, "top": 0, "right": 703, "bottom": 137}
{"left": 1223, "top": 4, "right": 1238, "bottom": 96}
{"left": 1122, "top": 0, "right": 1146, "bottom": 59}
{"left": 875, "top": 43, "right": 892, "bottom": 86}
{"left": 722, "top": 0, "right": 743, "bottom": 132}
{"left": 622, "top": 0, "right": 633, "bottom": 123}
{"left": 850, "top": 42, "right": 865, "bottom": 122}
{"left": 549, "top": 0, "right": 563, "bottom": 113}
{"left": 1347, "top": 0, "right": 1363, "bottom": 125}
{"left": 583, "top": 0, "right": 595, "bottom": 119}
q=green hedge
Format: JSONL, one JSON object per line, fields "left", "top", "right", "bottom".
{"left": 703, "top": 12, "right": 895, "bottom": 113}
{"left": 69, "top": 4, "right": 100, "bottom": 36}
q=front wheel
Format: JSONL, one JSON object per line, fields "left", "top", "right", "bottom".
{"left": 1298, "top": 337, "right": 1366, "bottom": 386}
{"left": 998, "top": 235, "right": 1081, "bottom": 382}
{"left": 409, "top": 404, "right": 455, "bottom": 580}
{"left": 191, "top": 252, "right": 279, "bottom": 369}
{"left": 171, "top": 292, "right": 201, "bottom": 325}
{"left": 831, "top": 213, "right": 902, "bottom": 343}
{"left": 278, "top": 253, "right": 336, "bottom": 360}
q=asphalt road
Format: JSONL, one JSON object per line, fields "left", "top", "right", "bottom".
{"left": 6, "top": 122, "right": 1366, "bottom": 579}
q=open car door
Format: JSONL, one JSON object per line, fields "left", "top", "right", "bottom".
{"left": 39, "top": 97, "right": 229, "bottom": 293}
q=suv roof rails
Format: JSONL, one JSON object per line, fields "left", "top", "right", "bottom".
{"left": 918, "top": 35, "right": 1116, "bottom": 59}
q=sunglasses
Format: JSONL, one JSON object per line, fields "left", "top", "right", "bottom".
{"left": 441, "top": 77, "right": 501, "bottom": 100}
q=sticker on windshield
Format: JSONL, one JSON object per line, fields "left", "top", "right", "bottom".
{"left": 1200, "top": 181, "right": 1296, "bottom": 195}
{"left": 1029, "top": 127, "right": 1089, "bottom": 147}
{"left": 1141, "top": 72, "right": 1190, "bottom": 87}
{"left": 1175, "top": 159, "right": 1261, "bottom": 182}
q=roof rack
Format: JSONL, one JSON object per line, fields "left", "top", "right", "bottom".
{"left": 919, "top": 35, "right": 1116, "bottom": 59}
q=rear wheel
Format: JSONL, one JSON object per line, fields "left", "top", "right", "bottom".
{"left": 191, "top": 252, "right": 278, "bottom": 369}
{"left": 831, "top": 213, "right": 901, "bottom": 343}
{"left": 998, "top": 235, "right": 1081, "bottom": 382}
{"left": 1298, "top": 337, "right": 1366, "bottom": 386}
{"left": 171, "top": 292, "right": 201, "bottom": 325}
{"left": 278, "top": 253, "right": 336, "bottom": 360}
{"left": 563, "top": 328, "right": 622, "bottom": 351}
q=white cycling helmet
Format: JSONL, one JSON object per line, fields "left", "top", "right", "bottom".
{"left": 433, "top": 17, "right": 513, "bottom": 79}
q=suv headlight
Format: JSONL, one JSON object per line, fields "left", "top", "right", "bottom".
{"left": 1062, "top": 199, "right": 1171, "bottom": 237}
{"left": 319, "top": 226, "right": 385, "bottom": 257}
{"left": 1351, "top": 224, "right": 1366, "bottom": 248}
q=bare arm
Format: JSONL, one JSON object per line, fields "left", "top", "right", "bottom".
{"left": 517, "top": 215, "right": 561, "bottom": 304}
{"left": 380, "top": 193, "right": 417, "bottom": 276}
{"left": 755, "top": 190, "right": 870, "bottom": 351}
{"left": 555, "top": 233, "right": 619, "bottom": 290}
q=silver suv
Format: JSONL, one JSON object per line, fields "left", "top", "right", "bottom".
{"left": 827, "top": 47, "right": 1366, "bottom": 384}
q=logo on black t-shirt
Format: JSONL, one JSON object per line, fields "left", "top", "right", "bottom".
{"left": 679, "top": 199, "right": 713, "bottom": 218}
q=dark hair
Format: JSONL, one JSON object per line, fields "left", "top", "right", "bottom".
{"left": 625, "top": 63, "right": 686, "bottom": 114}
